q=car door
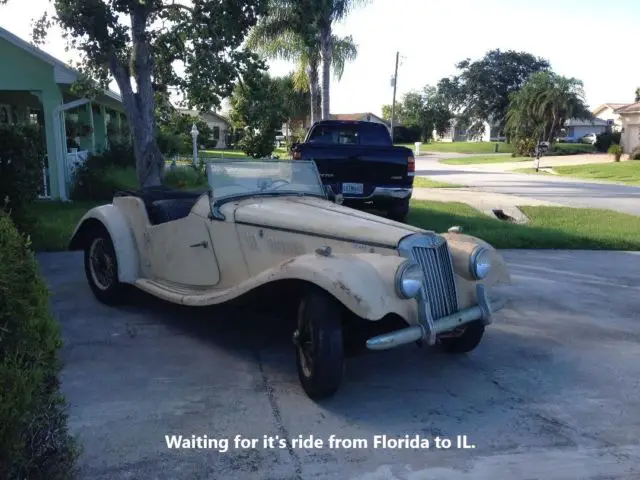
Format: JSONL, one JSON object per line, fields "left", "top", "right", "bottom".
{"left": 145, "top": 214, "right": 221, "bottom": 287}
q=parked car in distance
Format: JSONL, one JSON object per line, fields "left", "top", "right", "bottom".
{"left": 580, "top": 132, "right": 597, "bottom": 145}
{"left": 291, "top": 120, "right": 415, "bottom": 222}
{"left": 68, "top": 160, "right": 511, "bottom": 400}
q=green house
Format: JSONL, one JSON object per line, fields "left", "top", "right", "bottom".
{"left": 0, "top": 26, "right": 128, "bottom": 200}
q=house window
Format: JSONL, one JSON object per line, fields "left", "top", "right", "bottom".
{"left": 213, "top": 126, "right": 220, "bottom": 140}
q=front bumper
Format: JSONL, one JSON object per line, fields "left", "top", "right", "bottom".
{"left": 326, "top": 185, "right": 413, "bottom": 201}
{"left": 366, "top": 284, "right": 498, "bottom": 351}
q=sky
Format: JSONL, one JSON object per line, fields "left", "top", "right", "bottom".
{"left": 1, "top": 0, "right": 639, "bottom": 117}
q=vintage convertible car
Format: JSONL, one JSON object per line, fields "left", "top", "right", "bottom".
{"left": 69, "top": 160, "right": 510, "bottom": 399}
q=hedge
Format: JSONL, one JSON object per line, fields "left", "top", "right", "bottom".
{"left": 0, "top": 213, "right": 78, "bottom": 479}
{"left": 0, "top": 124, "right": 45, "bottom": 233}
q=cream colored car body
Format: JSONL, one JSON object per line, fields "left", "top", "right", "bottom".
{"left": 69, "top": 190, "right": 510, "bottom": 343}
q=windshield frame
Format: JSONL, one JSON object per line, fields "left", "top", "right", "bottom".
{"left": 206, "top": 159, "right": 327, "bottom": 220}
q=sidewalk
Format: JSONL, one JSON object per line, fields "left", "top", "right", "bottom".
{"left": 411, "top": 187, "right": 566, "bottom": 223}
{"left": 466, "top": 153, "right": 614, "bottom": 172}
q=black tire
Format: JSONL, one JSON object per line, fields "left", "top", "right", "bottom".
{"left": 439, "top": 321, "right": 485, "bottom": 354}
{"left": 387, "top": 198, "right": 410, "bottom": 223}
{"left": 83, "top": 226, "right": 126, "bottom": 305}
{"left": 294, "top": 289, "right": 344, "bottom": 399}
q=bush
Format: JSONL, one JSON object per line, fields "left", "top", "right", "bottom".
{"left": 548, "top": 144, "right": 596, "bottom": 155}
{"left": 392, "top": 125, "right": 421, "bottom": 143}
{"left": 0, "top": 213, "right": 78, "bottom": 479}
{"left": 238, "top": 129, "right": 276, "bottom": 158}
{"left": 163, "top": 164, "right": 208, "bottom": 190}
{"left": 97, "top": 141, "right": 136, "bottom": 168}
{"left": 595, "top": 131, "right": 622, "bottom": 152}
{"left": 607, "top": 143, "right": 623, "bottom": 161}
{"left": 512, "top": 137, "right": 536, "bottom": 157}
{"left": 0, "top": 124, "right": 46, "bottom": 232}
{"left": 631, "top": 147, "right": 640, "bottom": 160}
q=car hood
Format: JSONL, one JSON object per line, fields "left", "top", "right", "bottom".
{"left": 232, "top": 196, "right": 430, "bottom": 247}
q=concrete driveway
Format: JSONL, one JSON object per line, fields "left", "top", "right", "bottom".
{"left": 41, "top": 251, "right": 640, "bottom": 479}
{"left": 415, "top": 156, "right": 640, "bottom": 216}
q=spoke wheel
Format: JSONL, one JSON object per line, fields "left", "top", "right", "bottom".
{"left": 83, "top": 226, "right": 126, "bottom": 305}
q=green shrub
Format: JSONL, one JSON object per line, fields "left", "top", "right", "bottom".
{"left": 631, "top": 147, "right": 640, "bottom": 160}
{"left": 71, "top": 153, "right": 138, "bottom": 201}
{"left": 97, "top": 141, "right": 136, "bottom": 168}
{"left": 0, "top": 124, "right": 46, "bottom": 232}
{"left": 607, "top": 143, "right": 623, "bottom": 161}
{"left": 238, "top": 129, "right": 277, "bottom": 158}
{"left": 595, "top": 131, "right": 622, "bottom": 152}
{"left": 548, "top": 144, "right": 596, "bottom": 155}
{"left": 163, "top": 164, "right": 208, "bottom": 190}
{"left": 512, "top": 137, "right": 536, "bottom": 157}
{"left": 0, "top": 213, "right": 78, "bottom": 479}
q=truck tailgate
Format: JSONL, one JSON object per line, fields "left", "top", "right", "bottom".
{"left": 301, "top": 145, "right": 413, "bottom": 197}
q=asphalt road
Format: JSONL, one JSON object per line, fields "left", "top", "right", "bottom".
{"left": 42, "top": 250, "right": 640, "bottom": 479}
{"left": 415, "top": 155, "right": 640, "bottom": 216}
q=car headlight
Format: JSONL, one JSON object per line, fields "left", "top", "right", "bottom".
{"left": 470, "top": 247, "right": 492, "bottom": 280}
{"left": 395, "top": 261, "right": 423, "bottom": 299}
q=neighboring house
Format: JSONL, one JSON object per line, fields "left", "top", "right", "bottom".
{"left": 435, "top": 118, "right": 492, "bottom": 143}
{"left": 330, "top": 112, "right": 390, "bottom": 127}
{"left": 0, "top": 26, "right": 128, "bottom": 201}
{"left": 562, "top": 117, "right": 610, "bottom": 140}
{"left": 592, "top": 103, "right": 629, "bottom": 132}
{"left": 615, "top": 102, "right": 640, "bottom": 154}
{"left": 177, "top": 108, "right": 230, "bottom": 149}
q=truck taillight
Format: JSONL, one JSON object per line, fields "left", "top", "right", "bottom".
{"left": 408, "top": 155, "right": 415, "bottom": 176}
{"left": 293, "top": 151, "right": 302, "bottom": 160}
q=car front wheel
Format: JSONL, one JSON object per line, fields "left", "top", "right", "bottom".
{"left": 293, "top": 289, "right": 344, "bottom": 399}
{"left": 439, "top": 321, "right": 485, "bottom": 354}
{"left": 84, "top": 226, "right": 126, "bottom": 305}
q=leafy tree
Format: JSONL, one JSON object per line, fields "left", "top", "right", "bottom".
{"left": 30, "top": 0, "right": 266, "bottom": 187}
{"left": 505, "top": 71, "right": 591, "bottom": 150}
{"left": 230, "top": 69, "right": 290, "bottom": 158}
{"left": 246, "top": 0, "right": 358, "bottom": 124}
{"left": 157, "top": 111, "right": 215, "bottom": 156}
{"left": 635, "top": 87, "right": 640, "bottom": 102}
{"left": 438, "top": 49, "right": 550, "bottom": 137}
{"left": 382, "top": 86, "right": 453, "bottom": 142}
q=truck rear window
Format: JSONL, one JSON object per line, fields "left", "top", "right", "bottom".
{"left": 307, "top": 123, "right": 392, "bottom": 146}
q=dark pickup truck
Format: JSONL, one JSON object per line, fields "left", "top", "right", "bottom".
{"left": 291, "top": 120, "right": 415, "bottom": 222}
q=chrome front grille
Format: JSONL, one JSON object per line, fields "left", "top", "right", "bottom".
{"left": 411, "top": 241, "right": 458, "bottom": 319}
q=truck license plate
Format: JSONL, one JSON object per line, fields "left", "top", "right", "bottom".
{"left": 342, "top": 183, "right": 364, "bottom": 195}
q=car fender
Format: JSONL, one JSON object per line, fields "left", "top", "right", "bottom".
{"left": 188, "top": 252, "right": 417, "bottom": 322}
{"left": 442, "top": 232, "right": 511, "bottom": 287}
{"left": 68, "top": 204, "right": 140, "bottom": 283}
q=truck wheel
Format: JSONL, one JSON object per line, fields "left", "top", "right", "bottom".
{"left": 84, "top": 226, "right": 126, "bottom": 305}
{"left": 293, "top": 289, "right": 344, "bottom": 399}
{"left": 387, "top": 198, "right": 410, "bottom": 223}
{"left": 439, "top": 321, "right": 485, "bottom": 354}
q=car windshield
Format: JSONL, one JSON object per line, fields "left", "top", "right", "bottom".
{"left": 206, "top": 160, "right": 326, "bottom": 205}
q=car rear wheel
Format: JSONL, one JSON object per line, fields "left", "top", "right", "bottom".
{"left": 387, "top": 198, "right": 410, "bottom": 223}
{"left": 439, "top": 321, "right": 485, "bottom": 354}
{"left": 293, "top": 289, "right": 344, "bottom": 399}
{"left": 84, "top": 226, "right": 126, "bottom": 305}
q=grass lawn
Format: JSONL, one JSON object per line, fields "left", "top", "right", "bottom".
{"left": 512, "top": 168, "right": 554, "bottom": 175}
{"left": 397, "top": 142, "right": 514, "bottom": 154}
{"left": 413, "top": 177, "right": 465, "bottom": 188}
{"left": 408, "top": 200, "right": 640, "bottom": 250}
{"left": 550, "top": 162, "right": 640, "bottom": 186}
{"left": 28, "top": 196, "right": 640, "bottom": 252}
{"left": 439, "top": 155, "right": 529, "bottom": 165}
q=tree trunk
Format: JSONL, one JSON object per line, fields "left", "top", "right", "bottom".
{"left": 107, "top": 9, "right": 164, "bottom": 188}
{"left": 307, "top": 61, "right": 320, "bottom": 124}
{"left": 320, "top": 25, "right": 332, "bottom": 121}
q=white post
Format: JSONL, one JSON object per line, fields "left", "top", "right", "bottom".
{"left": 191, "top": 123, "right": 199, "bottom": 166}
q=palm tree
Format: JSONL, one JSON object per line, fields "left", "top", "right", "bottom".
{"left": 246, "top": 0, "right": 359, "bottom": 123}
{"left": 314, "top": 0, "right": 369, "bottom": 119}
